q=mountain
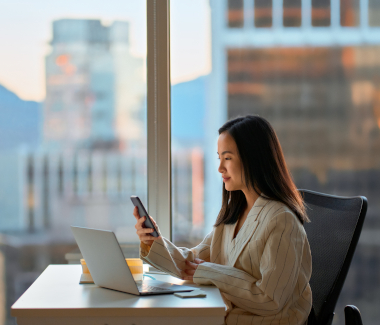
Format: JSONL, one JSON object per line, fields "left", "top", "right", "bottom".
{"left": 0, "top": 76, "right": 207, "bottom": 151}
{"left": 171, "top": 75, "right": 208, "bottom": 146}
{"left": 0, "top": 85, "right": 41, "bottom": 151}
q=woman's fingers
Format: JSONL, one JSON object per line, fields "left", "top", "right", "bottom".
{"left": 133, "top": 207, "right": 161, "bottom": 246}
{"left": 185, "top": 260, "right": 199, "bottom": 269}
{"left": 194, "top": 258, "right": 205, "bottom": 264}
{"left": 140, "top": 235, "right": 161, "bottom": 245}
{"left": 137, "top": 228, "right": 154, "bottom": 235}
{"left": 185, "top": 259, "right": 205, "bottom": 268}
{"left": 183, "top": 259, "right": 202, "bottom": 280}
{"left": 135, "top": 216, "right": 146, "bottom": 230}
{"left": 137, "top": 228, "right": 161, "bottom": 241}
{"left": 133, "top": 206, "right": 140, "bottom": 220}
{"left": 141, "top": 235, "right": 161, "bottom": 242}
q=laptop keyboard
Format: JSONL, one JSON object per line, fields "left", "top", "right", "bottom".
{"left": 137, "top": 283, "right": 171, "bottom": 292}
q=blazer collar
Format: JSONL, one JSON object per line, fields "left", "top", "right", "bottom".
{"left": 247, "top": 195, "right": 271, "bottom": 221}
{"left": 226, "top": 195, "right": 271, "bottom": 267}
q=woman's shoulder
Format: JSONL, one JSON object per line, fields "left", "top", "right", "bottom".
{"left": 258, "top": 199, "right": 307, "bottom": 245}
{"left": 260, "top": 197, "right": 303, "bottom": 228}
{"left": 259, "top": 196, "right": 291, "bottom": 214}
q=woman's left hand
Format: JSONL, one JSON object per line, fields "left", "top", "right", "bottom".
{"left": 183, "top": 258, "right": 205, "bottom": 281}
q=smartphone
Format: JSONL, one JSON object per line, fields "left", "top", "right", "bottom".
{"left": 130, "top": 196, "right": 159, "bottom": 237}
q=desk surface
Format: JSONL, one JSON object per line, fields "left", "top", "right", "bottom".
{"left": 11, "top": 265, "right": 226, "bottom": 318}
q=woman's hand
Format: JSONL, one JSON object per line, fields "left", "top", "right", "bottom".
{"left": 183, "top": 258, "right": 205, "bottom": 281}
{"left": 133, "top": 206, "right": 161, "bottom": 247}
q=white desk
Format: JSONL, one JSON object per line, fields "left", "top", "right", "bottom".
{"left": 11, "top": 265, "right": 226, "bottom": 325}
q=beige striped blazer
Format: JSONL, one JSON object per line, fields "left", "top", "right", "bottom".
{"left": 140, "top": 196, "right": 312, "bottom": 325}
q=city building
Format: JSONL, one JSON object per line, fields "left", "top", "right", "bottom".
{"left": 44, "top": 19, "right": 145, "bottom": 151}
{"left": 205, "top": 0, "right": 380, "bottom": 231}
{"left": 0, "top": 14, "right": 207, "bottom": 325}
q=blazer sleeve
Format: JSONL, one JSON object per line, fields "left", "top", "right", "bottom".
{"left": 139, "top": 229, "right": 213, "bottom": 279}
{"left": 193, "top": 211, "right": 306, "bottom": 316}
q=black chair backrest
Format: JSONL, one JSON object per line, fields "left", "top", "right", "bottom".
{"left": 299, "top": 190, "right": 367, "bottom": 325}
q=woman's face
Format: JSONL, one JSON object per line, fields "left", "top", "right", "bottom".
{"left": 217, "top": 132, "right": 246, "bottom": 192}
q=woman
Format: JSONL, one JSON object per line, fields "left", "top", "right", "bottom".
{"left": 134, "top": 115, "right": 312, "bottom": 325}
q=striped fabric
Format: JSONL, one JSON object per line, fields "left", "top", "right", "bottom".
{"left": 140, "top": 196, "right": 312, "bottom": 325}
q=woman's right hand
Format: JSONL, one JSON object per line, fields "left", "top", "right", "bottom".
{"left": 133, "top": 206, "right": 161, "bottom": 247}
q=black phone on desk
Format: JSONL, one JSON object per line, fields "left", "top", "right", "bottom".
{"left": 130, "top": 196, "right": 159, "bottom": 237}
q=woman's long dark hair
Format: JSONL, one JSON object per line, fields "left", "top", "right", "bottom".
{"left": 214, "top": 115, "right": 309, "bottom": 226}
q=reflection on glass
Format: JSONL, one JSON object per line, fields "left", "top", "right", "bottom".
{"left": 228, "top": 0, "right": 244, "bottom": 28}
{"left": 255, "top": 0, "right": 273, "bottom": 27}
{"left": 283, "top": 0, "right": 302, "bottom": 27}
{"left": 312, "top": 0, "right": 331, "bottom": 26}
{"left": 0, "top": 5, "right": 146, "bottom": 324}
{"left": 369, "top": 0, "right": 380, "bottom": 26}
{"left": 340, "top": 0, "right": 360, "bottom": 26}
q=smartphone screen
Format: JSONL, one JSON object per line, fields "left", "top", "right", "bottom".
{"left": 130, "top": 196, "right": 159, "bottom": 237}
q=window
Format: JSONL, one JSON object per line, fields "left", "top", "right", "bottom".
{"left": 171, "top": 1, "right": 380, "bottom": 325}
{"left": 369, "top": 0, "right": 380, "bottom": 26}
{"left": 341, "top": 0, "right": 360, "bottom": 27}
{"left": 3, "top": 1, "right": 380, "bottom": 324}
{"left": 0, "top": 2, "right": 146, "bottom": 323}
{"left": 228, "top": 0, "right": 244, "bottom": 28}
{"left": 255, "top": 0, "right": 273, "bottom": 28}
{"left": 312, "top": 0, "right": 331, "bottom": 26}
{"left": 283, "top": 0, "right": 302, "bottom": 27}
{"left": 170, "top": 0, "right": 211, "bottom": 246}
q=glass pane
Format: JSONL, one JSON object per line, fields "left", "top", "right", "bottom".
{"left": 340, "top": 0, "right": 360, "bottom": 26}
{"left": 283, "top": 0, "right": 302, "bottom": 27}
{"left": 369, "top": 0, "right": 380, "bottom": 26}
{"left": 255, "top": 0, "right": 273, "bottom": 28}
{"left": 312, "top": 0, "right": 331, "bottom": 26}
{"left": 170, "top": 0, "right": 210, "bottom": 246}
{"left": 171, "top": 1, "right": 380, "bottom": 325}
{"left": 0, "top": 2, "right": 146, "bottom": 323}
{"left": 228, "top": 0, "right": 244, "bottom": 28}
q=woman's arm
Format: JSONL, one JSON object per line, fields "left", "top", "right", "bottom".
{"left": 193, "top": 211, "right": 308, "bottom": 316}
{"left": 140, "top": 229, "right": 214, "bottom": 279}
{"left": 133, "top": 205, "right": 212, "bottom": 278}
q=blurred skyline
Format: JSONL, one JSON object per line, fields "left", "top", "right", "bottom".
{"left": 0, "top": 0, "right": 211, "bottom": 101}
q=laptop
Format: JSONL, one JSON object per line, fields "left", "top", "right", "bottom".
{"left": 71, "top": 226, "right": 195, "bottom": 296}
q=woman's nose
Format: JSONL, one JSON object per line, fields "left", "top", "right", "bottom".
{"left": 218, "top": 160, "right": 225, "bottom": 174}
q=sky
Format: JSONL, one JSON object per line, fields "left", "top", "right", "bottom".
{"left": 0, "top": 0, "right": 211, "bottom": 102}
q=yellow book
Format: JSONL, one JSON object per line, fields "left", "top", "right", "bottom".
{"left": 79, "top": 258, "right": 143, "bottom": 284}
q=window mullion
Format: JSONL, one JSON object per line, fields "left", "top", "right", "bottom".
{"left": 147, "top": 0, "right": 172, "bottom": 240}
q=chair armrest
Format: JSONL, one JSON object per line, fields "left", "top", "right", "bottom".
{"left": 344, "top": 305, "right": 363, "bottom": 325}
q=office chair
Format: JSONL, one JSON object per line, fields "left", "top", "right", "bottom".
{"left": 299, "top": 190, "right": 367, "bottom": 325}
{"left": 344, "top": 305, "right": 363, "bottom": 325}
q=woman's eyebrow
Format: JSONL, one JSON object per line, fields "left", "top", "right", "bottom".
{"left": 217, "top": 151, "right": 233, "bottom": 155}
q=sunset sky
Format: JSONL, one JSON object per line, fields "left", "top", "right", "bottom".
{"left": 0, "top": 0, "right": 211, "bottom": 102}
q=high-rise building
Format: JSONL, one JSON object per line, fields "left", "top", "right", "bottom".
{"left": 205, "top": 0, "right": 380, "bottom": 230}
{"left": 44, "top": 19, "right": 145, "bottom": 152}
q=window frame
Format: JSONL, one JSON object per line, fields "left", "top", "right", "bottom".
{"left": 147, "top": 0, "right": 172, "bottom": 240}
